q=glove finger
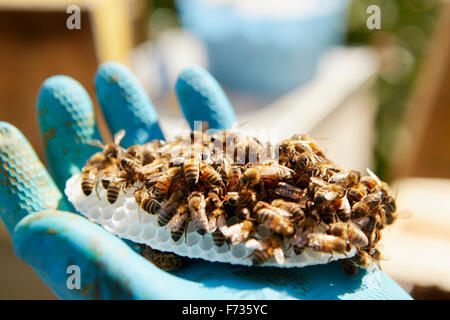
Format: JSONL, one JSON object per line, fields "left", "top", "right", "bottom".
{"left": 175, "top": 66, "right": 237, "bottom": 130}
{"left": 13, "top": 210, "right": 218, "bottom": 299}
{"left": 95, "top": 62, "right": 165, "bottom": 147}
{"left": 37, "top": 75, "right": 102, "bottom": 191}
{"left": 0, "top": 122, "right": 70, "bottom": 234}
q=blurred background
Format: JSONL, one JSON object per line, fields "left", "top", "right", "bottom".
{"left": 0, "top": 0, "right": 449, "bottom": 299}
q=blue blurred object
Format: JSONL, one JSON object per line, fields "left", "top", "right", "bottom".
{"left": 176, "top": 0, "right": 350, "bottom": 95}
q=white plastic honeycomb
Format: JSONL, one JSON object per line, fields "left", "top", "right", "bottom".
{"left": 65, "top": 174, "right": 356, "bottom": 267}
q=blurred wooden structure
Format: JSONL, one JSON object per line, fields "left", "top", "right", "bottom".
{"left": 381, "top": 178, "right": 450, "bottom": 298}
{"left": 386, "top": 2, "right": 450, "bottom": 299}
{"left": 0, "top": 0, "right": 144, "bottom": 299}
{"left": 0, "top": 0, "right": 140, "bottom": 162}
{"left": 392, "top": 2, "right": 450, "bottom": 179}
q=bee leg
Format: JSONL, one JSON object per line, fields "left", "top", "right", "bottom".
{"left": 183, "top": 220, "right": 189, "bottom": 243}
{"left": 137, "top": 205, "right": 143, "bottom": 223}
{"left": 95, "top": 182, "right": 101, "bottom": 200}
{"left": 328, "top": 253, "right": 334, "bottom": 263}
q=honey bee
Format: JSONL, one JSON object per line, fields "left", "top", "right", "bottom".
{"left": 274, "top": 182, "right": 308, "bottom": 204}
{"left": 126, "top": 142, "right": 159, "bottom": 165}
{"left": 347, "top": 183, "right": 368, "bottom": 203}
{"left": 350, "top": 250, "right": 379, "bottom": 271}
{"left": 102, "top": 170, "right": 134, "bottom": 204}
{"left": 80, "top": 152, "right": 108, "bottom": 196}
{"left": 382, "top": 195, "right": 397, "bottom": 225}
{"left": 184, "top": 158, "right": 200, "bottom": 185}
{"left": 241, "top": 164, "right": 293, "bottom": 187}
{"left": 333, "top": 194, "right": 351, "bottom": 222}
{"left": 223, "top": 190, "right": 257, "bottom": 208}
{"left": 339, "top": 259, "right": 359, "bottom": 276}
{"left": 99, "top": 158, "right": 120, "bottom": 190}
{"left": 318, "top": 204, "right": 336, "bottom": 224}
{"left": 120, "top": 156, "right": 142, "bottom": 178}
{"left": 136, "top": 160, "right": 167, "bottom": 183}
{"left": 290, "top": 152, "right": 318, "bottom": 172}
{"left": 87, "top": 129, "right": 126, "bottom": 159}
{"left": 207, "top": 208, "right": 227, "bottom": 247}
{"left": 205, "top": 192, "right": 222, "bottom": 210}
{"left": 80, "top": 164, "right": 99, "bottom": 196}
{"left": 201, "top": 163, "right": 223, "bottom": 186}
{"left": 310, "top": 177, "right": 344, "bottom": 206}
{"left": 327, "top": 222, "right": 369, "bottom": 248}
{"left": 329, "top": 170, "right": 361, "bottom": 188}
{"left": 167, "top": 203, "right": 190, "bottom": 242}
{"left": 220, "top": 219, "right": 256, "bottom": 245}
{"left": 306, "top": 233, "right": 352, "bottom": 256}
{"left": 157, "top": 191, "right": 185, "bottom": 226}
{"left": 104, "top": 178, "right": 124, "bottom": 204}
{"left": 188, "top": 191, "right": 209, "bottom": 235}
{"left": 351, "top": 190, "right": 383, "bottom": 219}
{"left": 246, "top": 235, "right": 285, "bottom": 266}
{"left": 226, "top": 165, "right": 241, "bottom": 191}
{"left": 360, "top": 168, "right": 382, "bottom": 192}
{"left": 135, "top": 188, "right": 160, "bottom": 215}
{"left": 141, "top": 246, "right": 183, "bottom": 271}
{"left": 290, "top": 225, "right": 314, "bottom": 255}
{"left": 151, "top": 167, "right": 183, "bottom": 200}
{"left": 352, "top": 215, "right": 380, "bottom": 235}
{"left": 271, "top": 199, "right": 305, "bottom": 223}
{"left": 253, "top": 201, "right": 294, "bottom": 237}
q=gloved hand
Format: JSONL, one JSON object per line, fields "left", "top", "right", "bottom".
{"left": 0, "top": 62, "right": 411, "bottom": 300}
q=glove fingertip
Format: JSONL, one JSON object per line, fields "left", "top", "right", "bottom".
{"left": 0, "top": 122, "right": 68, "bottom": 234}
{"left": 95, "top": 62, "right": 165, "bottom": 147}
{"left": 175, "top": 66, "right": 237, "bottom": 130}
{"left": 37, "top": 75, "right": 101, "bottom": 190}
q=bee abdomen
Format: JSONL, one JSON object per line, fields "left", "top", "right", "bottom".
{"left": 158, "top": 208, "right": 177, "bottom": 226}
{"left": 184, "top": 164, "right": 200, "bottom": 185}
{"left": 142, "top": 198, "right": 159, "bottom": 214}
{"left": 251, "top": 250, "right": 271, "bottom": 266}
{"left": 106, "top": 186, "right": 121, "bottom": 204}
{"left": 337, "top": 211, "right": 350, "bottom": 222}
{"left": 170, "top": 228, "right": 185, "bottom": 242}
{"left": 81, "top": 181, "right": 94, "bottom": 195}
{"left": 212, "top": 230, "right": 226, "bottom": 247}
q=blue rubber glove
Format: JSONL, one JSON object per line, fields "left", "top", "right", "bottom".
{"left": 0, "top": 63, "right": 411, "bottom": 300}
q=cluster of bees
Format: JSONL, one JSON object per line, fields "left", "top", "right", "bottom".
{"left": 80, "top": 129, "right": 398, "bottom": 274}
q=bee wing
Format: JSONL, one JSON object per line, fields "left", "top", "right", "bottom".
{"left": 366, "top": 168, "right": 382, "bottom": 186}
{"left": 276, "top": 207, "right": 291, "bottom": 218}
{"left": 273, "top": 248, "right": 285, "bottom": 265}
{"left": 167, "top": 210, "right": 188, "bottom": 231}
{"left": 323, "top": 189, "right": 340, "bottom": 201}
{"left": 146, "top": 172, "right": 165, "bottom": 183}
{"left": 86, "top": 139, "right": 105, "bottom": 149}
{"left": 208, "top": 215, "right": 218, "bottom": 233}
{"left": 329, "top": 171, "right": 347, "bottom": 183}
{"left": 310, "top": 177, "right": 328, "bottom": 187}
{"left": 245, "top": 239, "right": 264, "bottom": 251}
{"left": 216, "top": 215, "right": 228, "bottom": 234}
{"left": 138, "top": 163, "right": 164, "bottom": 175}
{"left": 114, "top": 129, "right": 126, "bottom": 145}
{"left": 100, "top": 176, "right": 123, "bottom": 182}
